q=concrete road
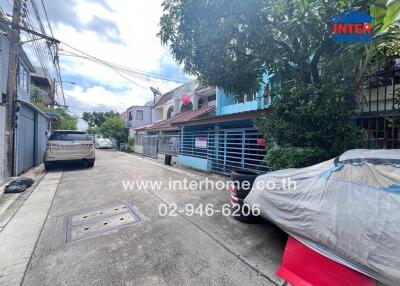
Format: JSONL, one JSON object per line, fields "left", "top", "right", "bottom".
{"left": 21, "top": 150, "right": 286, "bottom": 286}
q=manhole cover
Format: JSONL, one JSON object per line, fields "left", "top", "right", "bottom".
{"left": 65, "top": 202, "right": 141, "bottom": 243}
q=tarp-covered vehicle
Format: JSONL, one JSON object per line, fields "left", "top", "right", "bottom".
{"left": 245, "top": 149, "right": 400, "bottom": 285}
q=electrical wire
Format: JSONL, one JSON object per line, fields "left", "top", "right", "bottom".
{"left": 59, "top": 42, "right": 187, "bottom": 84}
{"left": 20, "top": 0, "right": 189, "bottom": 106}
{"left": 59, "top": 49, "right": 181, "bottom": 91}
{"left": 23, "top": 0, "right": 65, "bottom": 106}
{"left": 39, "top": 0, "right": 53, "bottom": 37}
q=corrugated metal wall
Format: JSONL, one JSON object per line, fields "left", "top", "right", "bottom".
{"left": 16, "top": 104, "right": 35, "bottom": 174}
{"left": 15, "top": 102, "right": 48, "bottom": 175}
{"left": 35, "top": 113, "right": 48, "bottom": 165}
{"left": 0, "top": 106, "right": 5, "bottom": 183}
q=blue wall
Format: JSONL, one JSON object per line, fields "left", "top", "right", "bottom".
{"left": 177, "top": 155, "right": 209, "bottom": 171}
{"left": 215, "top": 74, "right": 271, "bottom": 116}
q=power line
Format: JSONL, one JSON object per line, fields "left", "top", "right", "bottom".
{"left": 59, "top": 42, "right": 188, "bottom": 84}
{"left": 39, "top": 0, "right": 53, "bottom": 37}
{"left": 23, "top": 0, "right": 65, "bottom": 106}
{"left": 9, "top": 0, "right": 189, "bottom": 105}
{"left": 58, "top": 49, "right": 182, "bottom": 92}
{"left": 59, "top": 49, "right": 156, "bottom": 92}
{"left": 58, "top": 50, "right": 182, "bottom": 92}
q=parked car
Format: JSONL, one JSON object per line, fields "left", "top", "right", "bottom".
{"left": 245, "top": 149, "right": 400, "bottom": 285}
{"left": 44, "top": 130, "right": 95, "bottom": 170}
{"left": 95, "top": 138, "right": 113, "bottom": 149}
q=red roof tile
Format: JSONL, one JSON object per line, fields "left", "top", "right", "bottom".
{"left": 172, "top": 108, "right": 271, "bottom": 127}
{"left": 134, "top": 123, "right": 155, "bottom": 131}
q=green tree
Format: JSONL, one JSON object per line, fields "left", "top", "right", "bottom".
{"left": 87, "top": 127, "right": 100, "bottom": 135}
{"left": 82, "top": 111, "right": 119, "bottom": 128}
{"left": 255, "top": 76, "right": 356, "bottom": 157}
{"left": 31, "top": 88, "right": 78, "bottom": 131}
{"left": 158, "top": 0, "right": 370, "bottom": 96}
{"left": 82, "top": 112, "right": 96, "bottom": 128}
{"left": 30, "top": 85, "right": 42, "bottom": 103}
{"left": 159, "top": 0, "right": 400, "bottom": 168}
{"left": 99, "top": 117, "right": 128, "bottom": 143}
{"left": 52, "top": 109, "right": 78, "bottom": 131}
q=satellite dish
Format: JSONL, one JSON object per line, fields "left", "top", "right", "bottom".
{"left": 150, "top": 87, "right": 162, "bottom": 96}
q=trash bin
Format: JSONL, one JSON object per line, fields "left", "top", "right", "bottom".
{"left": 165, "top": 154, "right": 172, "bottom": 166}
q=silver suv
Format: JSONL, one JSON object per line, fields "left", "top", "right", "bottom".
{"left": 44, "top": 130, "right": 95, "bottom": 170}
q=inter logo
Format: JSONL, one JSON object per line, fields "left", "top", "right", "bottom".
{"left": 331, "top": 10, "right": 373, "bottom": 43}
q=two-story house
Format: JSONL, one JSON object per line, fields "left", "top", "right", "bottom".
{"left": 140, "top": 81, "right": 216, "bottom": 134}
{"left": 31, "top": 66, "right": 53, "bottom": 106}
{"left": 0, "top": 20, "right": 49, "bottom": 182}
{"left": 124, "top": 101, "right": 153, "bottom": 136}
{"left": 133, "top": 81, "right": 217, "bottom": 158}
{"left": 172, "top": 77, "right": 271, "bottom": 175}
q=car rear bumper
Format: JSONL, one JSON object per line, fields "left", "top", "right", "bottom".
{"left": 44, "top": 151, "right": 95, "bottom": 162}
{"left": 96, "top": 145, "right": 113, "bottom": 149}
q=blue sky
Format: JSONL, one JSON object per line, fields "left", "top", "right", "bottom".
{"left": 1, "top": 0, "right": 191, "bottom": 129}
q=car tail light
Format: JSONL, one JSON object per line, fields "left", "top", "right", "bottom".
{"left": 81, "top": 143, "right": 94, "bottom": 150}
{"left": 47, "top": 143, "right": 59, "bottom": 150}
{"left": 230, "top": 193, "right": 239, "bottom": 205}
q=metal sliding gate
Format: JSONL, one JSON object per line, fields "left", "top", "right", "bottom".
{"left": 179, "top": 128, "right": 268, "bottom": 175}
{"left": 208, "top": 129, "right": 268, "bottom": 175}
{"left": 135, "top": 135, "right": 158, "bottom": 159}
{"left": 135, "top": 134, "right": 180, "bottom": 159}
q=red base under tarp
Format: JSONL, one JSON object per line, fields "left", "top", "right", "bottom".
{"left": 276, "top": 237, "right": 375, "bottom": 286}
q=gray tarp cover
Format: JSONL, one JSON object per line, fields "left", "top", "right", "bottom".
{"left": 245, "top": 149, "right": 400, "bottom": 285}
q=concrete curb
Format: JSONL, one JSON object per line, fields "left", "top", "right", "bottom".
{"left": 118, "top": 151, "right": 225, "bottom": 181}
{"left": 0, "top": 165, "right": 46, "bottom": 233}
{"left": 0, "top": 171, "right": 62, "bottom": 286}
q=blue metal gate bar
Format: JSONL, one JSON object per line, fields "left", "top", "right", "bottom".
{"left": 178, "top": 128, "right": 268, "bottom": 175}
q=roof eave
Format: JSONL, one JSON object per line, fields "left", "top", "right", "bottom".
{"left": 172, "top": 108, "right": 271, "bottom": 127}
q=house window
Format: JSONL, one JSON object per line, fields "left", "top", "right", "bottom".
{"left": 181, "top": 102, "right": 193, "bottom": 112}
{"left": 198, "top": 98, "right": 204, "bottom": 109}
{"left": 235, "top": 93, "right": 256, "bottom": 104}
{"left": 167, "top": 106, "right": 174, "bottom": 118}
{"left": 136, "top": 110, "right": 143, "bottom": 120}
{"left": 207, "top": 94, "right": 216, "bottom": 102}
{"left": 263, "top": 85, "right": 271, "bottom": 107}
{"left": 18, "top": 63, "right": 29, "bottom": 92}
{"left": 245, "top": 93, "right": 256, "bottom": 101}
{"left": 128, "top": 111, "right": 133, "bottom": 121}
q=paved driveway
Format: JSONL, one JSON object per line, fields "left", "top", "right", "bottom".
{"left": 22, "top": 150, "right": 286, "bottom": 286}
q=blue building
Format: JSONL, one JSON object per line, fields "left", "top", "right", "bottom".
{"left": 174, "top": 78, "right": 271, "bottom": 175}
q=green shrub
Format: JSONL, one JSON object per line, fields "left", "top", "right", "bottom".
{"left": 265, "top": 146, "right": 329, "bottom": 171}
{"left": 127, "top": 137, "right": 135, "bottom": 152}
{"left": 127, "top": 136, "right": 135, "bottom": 146}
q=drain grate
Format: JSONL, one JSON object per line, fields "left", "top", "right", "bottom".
{"left": 65, "top": 202, "right": 141, "bottom": 243}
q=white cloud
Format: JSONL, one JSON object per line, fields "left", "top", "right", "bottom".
{"left": 65, "top": 85, "right": 149, "bottom": 112}
{"left": 48, "top": 0, "right": 186, "bottom": 118}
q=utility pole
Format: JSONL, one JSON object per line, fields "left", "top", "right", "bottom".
{"left": 5, "top": 0, "right": 22, "bottom": 177}
{"left": 50, "top": 77, "right": 56, "bottom": 107}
